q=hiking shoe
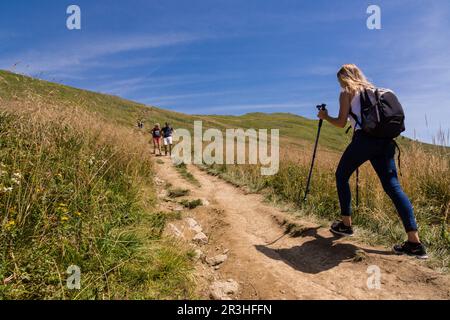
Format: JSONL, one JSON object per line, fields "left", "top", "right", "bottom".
{"left": 330, "top": 221, "right": 354, "bottom": 237}
{"left": 393, "top": 241, "right": 428, "bottom": 259}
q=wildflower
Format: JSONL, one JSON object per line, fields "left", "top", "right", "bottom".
{"left": 13, "top": 173, "right": 22, "bottom": 179}
{"left": 3, "top": 186, "right": 13, "bottom": 193}
{"left": 61, "top": 215, "right": 70, "bottom": 222}
{"left": 4, "top": 220, "right": 15, "bottom": 230}
{"left": 11, "top": 178, "right": 20, "bottom": 185}
{"left": 75, "top": 211, "right": 82, "bottom": 217}
{"left": 57, "top": 205, "right": 69, "bottom": 214}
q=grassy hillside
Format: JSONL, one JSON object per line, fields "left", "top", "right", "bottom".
{"left": 0, "top": 72, "right": 194, "bottom": 299}
{"left": 1, "top": 70, "right": 448, "bottom": 273}
{"left": 0, "top": 70, "right": 353, "bottom": 152}
{"left": 3, "top": 70, "right": 425, "bottom": 157}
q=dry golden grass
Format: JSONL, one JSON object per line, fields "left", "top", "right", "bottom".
{"left": 0, "top": 96, "right": 194, "bottom": 299}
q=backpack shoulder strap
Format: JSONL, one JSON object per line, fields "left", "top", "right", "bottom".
{"left": 374, "top": 88, "right": 382, "bottom": 104}
{"left": 350, "top": 91, "right": 363, "bottom": 128}
{"left": 361, "top": 88, "right": 372, "bottom": 106}
{"left": 349, "top": 110, "right": 362, "bottom": 127}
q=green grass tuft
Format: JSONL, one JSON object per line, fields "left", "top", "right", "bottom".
{"left": 180, "top": 199, "right": 203, "bottom": 210}
{"left": 167, "top": 188, "right": 190, "bottom": 198}
{"left": 175, "top": 163, "right": 201, "bottom": 187}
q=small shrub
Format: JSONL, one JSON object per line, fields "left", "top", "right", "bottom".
{"left": 168, "top": 188, "right": 190, "bottom": 198}
{"left": 180, "top": 199, "right": 203, "bottom": 209}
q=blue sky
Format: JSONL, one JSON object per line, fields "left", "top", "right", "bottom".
{"left": 1, "top": 0, "right": 449, "bottom": 143}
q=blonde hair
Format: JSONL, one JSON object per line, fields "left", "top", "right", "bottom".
{"left": 337, "top": 64, "right": 374, "bottom": 96}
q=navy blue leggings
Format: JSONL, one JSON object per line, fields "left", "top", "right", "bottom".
{"left": 336, "top": 131, "right": 418, "bottom": 232}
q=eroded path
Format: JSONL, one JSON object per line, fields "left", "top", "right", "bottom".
{"left": 155, "top": 156, "right": 450, "bottom": 300}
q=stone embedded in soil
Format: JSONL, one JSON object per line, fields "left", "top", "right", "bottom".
{"left": 186, "top": 217, "right": 203, "bottom": 233}
{"left": 206, "top": 254, "right": 228, "bottom": 266}
{"left": 168, "top": 223, "right": 184, "bottom": 238}
{"left": 209, "top": 279, "right": 239, "bottom": 300}
{"left": 154, "top": 177, "right": 165, "bottom": 186}
{"left": 192, "top": 232, "right": 208, "bottom": 245}
{"left": 201, "top": 198, "right": 210, "bottom": 206}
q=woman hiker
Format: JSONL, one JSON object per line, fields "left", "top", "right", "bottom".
{"left": 151, "top": 123, "right": 162, "bottom": 156}
{"left": 317, "top": 64, "right": 428, "bottom": 259}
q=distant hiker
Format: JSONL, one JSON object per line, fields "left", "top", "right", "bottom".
{"left": 137, "top": 119, "right": 144, "bottom": 129}
{"left": 317, "top": 64, "right": 427, "bottom": 259}
{"left": 162, "top": 122, "right": 174, "bottom": 156}
{"left": 151, "top": 123, "right": 162, "bottom": 155}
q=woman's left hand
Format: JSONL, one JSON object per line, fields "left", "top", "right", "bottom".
{"left": 317, "top": 109, "right": 328, "bottom": 120}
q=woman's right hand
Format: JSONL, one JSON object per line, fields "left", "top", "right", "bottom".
{"left": 317, "top": 109, "right": 328, "bottom": 120}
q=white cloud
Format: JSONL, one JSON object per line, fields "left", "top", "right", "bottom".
{"left": 92, "top": 72, "right": 243, "bottom": 97}
{"left": 0, "top": 33, "right": 203, "bottom": 76}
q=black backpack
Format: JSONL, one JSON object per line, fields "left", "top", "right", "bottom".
{"left": 350, "top": 88, "right": 405, "bottom": 139}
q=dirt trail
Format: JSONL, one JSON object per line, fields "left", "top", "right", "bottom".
{"left": 155, "top": 156, "right": 450, "bottom": 300}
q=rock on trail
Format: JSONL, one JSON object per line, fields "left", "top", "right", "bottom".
{"left": 210, "top": 280, "right": 239, "bottom": 300}
{"left": 206, "top": 254, "right": 228, "bottom": 267}
{"left": 193, "top": 232, "right": 209, "bottom": 245}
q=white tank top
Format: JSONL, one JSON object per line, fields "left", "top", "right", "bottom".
{"left": 348, "top": 88, "right": 392, "bottom": 130}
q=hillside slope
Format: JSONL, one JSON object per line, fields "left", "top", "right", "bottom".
{"left": 0, "top": 71, "right": 195, "bottom": 299}
{"left": 1, "top": 70, "right": 449, "bottom": 300}
{"left": 0, "top": 70, "right": 351, "bottom": 151}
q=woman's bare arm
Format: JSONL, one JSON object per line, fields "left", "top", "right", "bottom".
{"left": 317, "top": 92, "right": 351, "bottom": 128}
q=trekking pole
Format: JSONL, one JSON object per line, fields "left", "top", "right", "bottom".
{"left": 303, "top": 104, "right": 327, "bottom": 203}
